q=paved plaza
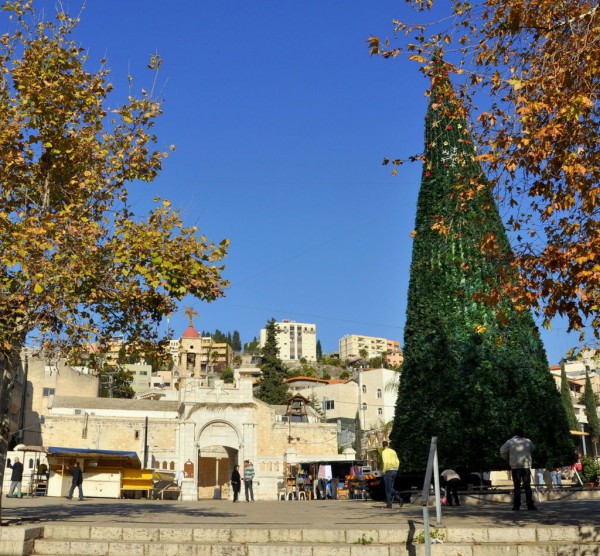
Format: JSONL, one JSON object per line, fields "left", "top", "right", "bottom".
{"left": 3, "top": 494, "right": 599, "bottom": 530}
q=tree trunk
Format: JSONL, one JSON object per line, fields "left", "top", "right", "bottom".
{"left": 0, "top": 348, "right": 23, "bottom": 524}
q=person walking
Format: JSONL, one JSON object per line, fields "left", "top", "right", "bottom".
{"left": 381, "top": 441, "right": 401, "bottom": 509}
{"left": 231, "top": 464, "right": 241, "bottom": 502}
{"left": 500, "top": 428, "right": 537, "bottom": 511}
{"left": 7, "top": 457, "right": 24, "bottom": 498}
{"left": 66, "top": 461, "right": 84, "bottom": 500}
{"left": 551, "top": 466, "right": 563, "bottom": 488}
{"left": 535, "top": 468, "right": 547, "bottom": 492}
{"left": 440, "top": 469, "right": 461, "bottom": 506}
{"left": 243, "top": 460, "right": 255, "bottom": 502}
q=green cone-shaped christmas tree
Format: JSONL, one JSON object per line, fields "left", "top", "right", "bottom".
{"left": 390, "top": 61, "right": 575, "bottom": 472}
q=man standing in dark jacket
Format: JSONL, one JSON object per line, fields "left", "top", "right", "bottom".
{"left": 66, "top": 461, "right": 84, "bottom": 501}
{"left": 231, "top": 464, "right": 241, "bottom": 502}
{"left": 7, "top": 457, "right": 24, "bottom": 498}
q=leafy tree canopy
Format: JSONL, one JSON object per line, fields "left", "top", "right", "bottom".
{"left": 369, "top": 0, "right": 599, "bottom": 342}
{"left": 0, "top": 0, "right": 228, "bottom": 517}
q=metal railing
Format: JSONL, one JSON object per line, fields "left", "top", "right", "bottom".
{"left": 421, "top": 436, "right": 443, "bottom": 555}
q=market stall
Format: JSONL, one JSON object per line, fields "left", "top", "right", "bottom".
{"left": 46, "top": 446, "right": 143, "bottom": 498}
{"left": 11, "top": 444, "right": 49, "bottom": 496}
{"left": 285, "top": 460, "right": 368, "bottom": 501}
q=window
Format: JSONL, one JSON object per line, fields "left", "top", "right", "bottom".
{"left": 377, "top": 388, "right": 382, "bottom": 399}
{"left": 362, "top": 385, "right": 367, "bottom": 394}
{"left": 134, "top": 430, "right": 140, "bottom": 440}
{"left": 42, "top": 388, "right": 55, "bottom": 397}
{"left": 378, "top": 408, "right": 383, "bottom": 415}
{"left": 322, "top": 400, "right": 335, "bottom": 411}
{"left": 362, "top": 402, "right": 367, "bottom": 411}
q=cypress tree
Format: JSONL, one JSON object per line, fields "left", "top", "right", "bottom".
{"left": 583, "top": 371, "right": 600, "bottom": 439}
{"left": 561, "top": 367, "right": 579, "bottom": 431}
{"left": 391, "top": 60, "right": 575, "bottom": 471}
{"left": 316, "top": 339, "right": 323, "bottom": 361}
{"left": 256, "top": 319, "right": 290, "bottom": 405}
{"left": 232, "top": 330, "right": 242, "bottom": 352}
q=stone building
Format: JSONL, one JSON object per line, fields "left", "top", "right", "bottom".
{"left": 12, "top": 356, "right": 347, "bottom": 500}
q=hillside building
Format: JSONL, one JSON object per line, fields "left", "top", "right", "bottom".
{"left": 259, "top": 320, "right": 317, "bottom": 362}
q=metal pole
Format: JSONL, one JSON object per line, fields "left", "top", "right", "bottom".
{"left": 422, "top": 436, "right": 440, "bottom": 556}
{"left": 143, "top": 416, "right": 149, "bottom": 468}
{"left": 433, "top": 445, "right": 442, "bottom": 524}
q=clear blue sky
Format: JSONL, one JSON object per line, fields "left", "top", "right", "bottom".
{"left": 49, "top": 0, "right": 581, "bottom": 364}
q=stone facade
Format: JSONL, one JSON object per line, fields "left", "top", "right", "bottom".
{"left": 15, "top": 373, "right": 346, "bottom": 501}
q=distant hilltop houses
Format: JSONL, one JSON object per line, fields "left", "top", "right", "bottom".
{"left": 258, "top": 319, "right": 404, "bottom": 368}
{"left": 29, "top": 320, "right": 405, "bottom": 397}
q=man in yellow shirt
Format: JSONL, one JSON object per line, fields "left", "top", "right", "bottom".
{"left": 382, "top": 441, "right": 401, "bottom": 508}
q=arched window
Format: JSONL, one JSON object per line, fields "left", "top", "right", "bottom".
{"left": 170, "top": 461, "right": 175, "bottom": 471}
{"left": 362, "top": 402, "right": 367, "bottom": 411}
{"left": 362, "top": 385, "right": 367, "bottom": 394}
{"left": 162, "top": 461, "right": 167, "bottom": 470}
{"left": 377, "top": 388, "right": 382, "bottom": 399}
{"left": 378, "top": 407, "right": 383, "bottom": 415}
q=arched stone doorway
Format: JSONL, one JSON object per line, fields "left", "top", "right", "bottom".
{"left": 197, "top": 421, "right": 240, "bottom": 500}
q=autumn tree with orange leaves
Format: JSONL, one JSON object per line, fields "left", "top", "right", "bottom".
{"left": 0, "top": 0, "right": 228, "bottom": 516}
{"left": 369, "top": 0, "right": 599, "bottom": 344}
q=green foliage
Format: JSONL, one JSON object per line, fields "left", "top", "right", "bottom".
{"left": 355, "top": 534, "right": 374, "bottom": 545}
{"left": 200, "top": 330, "right": 241, "bottom": 351}
{"left": 561, "top": 368, "right": 579, "bottom": 431}
{"left": 583, "top": 372, "right": 600, "bottom": 438}
{"left": 221, "top": 367, "right": 234, "bottom": 384}
{"left": 413, "top": 529, "right": 445, "bottom": 544}
{"left": 580, "top": 456, "right": 600, "bottom": 484}
{"left": 244, "top": 337, "right": 260, "bottom": 354}
{"left": 391, "top": 64, "right": 575, "bottom": 472}
{"left": 322, "top": 370, "right": 331, "bottom": 380}
{"left": 320, "top": 355, "right": 343, "bottom": 368}
{"left": 340, "top": 370, "right": 350, "bottom": 380}
{"left": 255, "top": 319, "right": 290, "bottom": 405}
{"left": 369, "top": 356, "right": 384, "bottom": 368}
{"left": 316, "top": 340, "right": 323, "bottom": 360}
{"left": 99, "top": 365, "right": 134, "bottom": 399}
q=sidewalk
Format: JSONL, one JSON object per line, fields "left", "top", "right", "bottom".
{"left": 3, "top": 495, "right": 599, "bottom": 530}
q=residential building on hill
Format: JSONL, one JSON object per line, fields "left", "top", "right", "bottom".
{"left": 259, "top": 320, "right": 317, "bottom": 362}
{"left": 338, "top": 334, "right": 403, "bottom": 367}
{"left": 286, "top": 367, "right": 400, "bottom": 434}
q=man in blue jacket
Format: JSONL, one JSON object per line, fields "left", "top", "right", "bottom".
{"left": 66, "top": 461, "right": 84, "bottom": 501}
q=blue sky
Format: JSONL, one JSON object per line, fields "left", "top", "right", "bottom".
{"left": 45, "top": 0, "right": 582, "bottom": 364}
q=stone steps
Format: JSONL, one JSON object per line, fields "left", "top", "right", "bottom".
{"left": 11, "top": 523, "right": 599, "bottom": 556}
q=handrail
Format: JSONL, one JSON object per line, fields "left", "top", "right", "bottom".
{"left": 421, "top": 436, "right": 443, "bottom": 556}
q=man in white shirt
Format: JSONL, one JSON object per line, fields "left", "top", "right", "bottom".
{"left": 500, "top": 428, "right": 537, "bottom": 511}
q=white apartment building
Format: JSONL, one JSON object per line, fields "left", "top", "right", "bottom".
{"left": 339, "top": 334, "right": 401, "bottom": 363}
{"left": 259, "top": 320, "right": 317, "bottom": 362}
{"left": 286, "top": 367, "right": 400, "bottom": 431}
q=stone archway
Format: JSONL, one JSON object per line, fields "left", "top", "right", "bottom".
{"left": 197, "top": 421, "right": 240, "bottom": 499}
